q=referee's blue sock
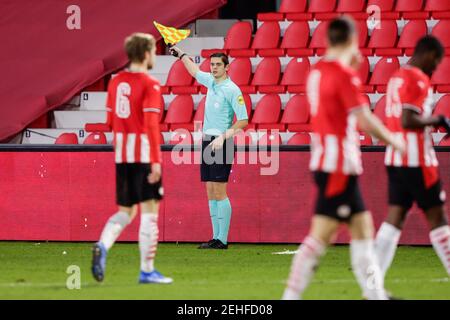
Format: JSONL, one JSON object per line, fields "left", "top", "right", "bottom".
{"left": 209, "top": 200, "right": 220, "bottom": 239}
{"left": 217, "top": 198, "right": 232, "bottom": 245}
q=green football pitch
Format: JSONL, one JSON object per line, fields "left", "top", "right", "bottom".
{"left": 0, "top": 242, "right": 448, "bottom": 300}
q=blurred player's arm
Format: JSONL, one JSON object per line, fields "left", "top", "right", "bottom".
{"left": 354, "top": 107, "right": 405, "bottom": 153}
{"left": 169, "top": 46, "right": 199, "bottom": 77}
{"left": 143, "top": 83, "right": 163, "bottom": 183}
{"left": 401, "top": 109, "right": 444, "bottom": 129}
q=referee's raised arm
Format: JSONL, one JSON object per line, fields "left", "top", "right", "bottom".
{"left": 169, "top": 46, "right": 199, "bottom": 77}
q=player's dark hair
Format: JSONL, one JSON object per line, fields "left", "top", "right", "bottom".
{"left": 210, "top": 52, "right": 229, "bottom": 66}
{"left": 124, "top": 33, "right": 155, "bottom": 63}
{"left": 413, "top": 35, "right": 444, "bottom": 60}
{"left": 327, "top": 17, "right": 356, "bottom": 46}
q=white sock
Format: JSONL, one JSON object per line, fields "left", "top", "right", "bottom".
{"left": 375, "top": 222, "right": 401, "bottom": 277}
{"left": 429, "top": 225, "right": 450, "bottom": 276}
{"left": 99, "top": 211, "right": 131, "bottom": 251}
{"left": 351, "top": 239, "right": 387, "bottom": 300}
{"left": 139, "top": 213, "right": 159, "bottom": 273}
{"left": 282, "top": 236, "right": 325, "bottom": 300}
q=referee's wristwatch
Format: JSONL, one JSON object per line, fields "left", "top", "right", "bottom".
{"left": 179, "top": 53, "right": 187, "bottom": 60}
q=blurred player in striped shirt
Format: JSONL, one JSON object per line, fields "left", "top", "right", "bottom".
{"left": 375, "top": 36, "right": 450, "bottom": 282}
{"left": 282, "top": 17, "right": 405, "bottom": 300}
{"left": 91, "top": 33, "right": 172, "bottom": 284}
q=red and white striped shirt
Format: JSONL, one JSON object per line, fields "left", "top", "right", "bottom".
{"left": 106, "top": 71, "right": 162, "bottom": 164}
{"left": 384, "top": 66, "right": 438, "bottom": 169}
{"left": 307, "top": 60, "right": 368, "bottom": 175}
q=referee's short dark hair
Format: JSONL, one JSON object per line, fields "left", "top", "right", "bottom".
{"left": 413, "top": 35, "right": 444, "bottom": 60}
{"left": 327, "top": 17, "right": 356, "bottom": 46}
{"left": 210, "top": 52, "right": 230, "bottom": 66}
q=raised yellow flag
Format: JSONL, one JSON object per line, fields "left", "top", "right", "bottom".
{"left": 153, "top": 21, "right": 190, "bottom": 45}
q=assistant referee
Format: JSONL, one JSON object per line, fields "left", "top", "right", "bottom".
{"left": 169, "top": 46, "right": 248, "bottom": 249}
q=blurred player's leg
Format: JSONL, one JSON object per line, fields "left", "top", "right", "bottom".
{"left": 374, "top": 206, "right": 407, "bottom": 277}
{"left": 138, "top": 199, "right": 173, "bottom": 284}
{"left": 349, "top": 212, "right": 387, "bottom": 300}
{"left": 426, "top": 206, "right": 450, "bottom": 276}
{"left": 282, "top": 216, "right": 338, "bottom": 300}
{"left": 92, "top": 206, "right": 136, "bottom": 281}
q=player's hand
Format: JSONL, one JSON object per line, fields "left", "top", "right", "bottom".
{"left": 438, "top": 115, "right": 450, "bottom": 135}
{"left": 390, "top": 134, "right": 406, "bottom": 155}
{"left": 169, "top": 46, "right": 184, "bottom": 58}
{"left": 148, "top": 163, "right": 162, "bottom": 184}
{"left": 209, "top": 135, "right": 225, "bottom": 152}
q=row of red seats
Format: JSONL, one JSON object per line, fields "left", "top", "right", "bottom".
{"left": 200, "top": 20, "right": 449, "bottom": 58}
{"left": 158, "top": 93, "right": 450, "bottom": 132}
{"left": 258, "top": 0, "right": 450, "bottom": 21}
{"left": 59, "top": 130, "right": 450, "bottom": 146}
{"left": 162, "top": 55, "right": 450, "bottom": 95}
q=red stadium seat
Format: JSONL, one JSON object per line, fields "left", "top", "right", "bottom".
{"left": 164, "top": 60, "right": 197, "bottom": 94}
{"left": 228, "top": 58, "right": 253, "bottom": 93}
{"left": 251, "top": 94, "right": 283, "bottom": 130}
{"left": 309, "top": 21, "right": 329, "bottom": 56}
{"left": 177, "top": 96, "right": 206, "bottom": 132}
{"left": 258, "top": 132, "right": 283, "bottom": 145}
{"left": 431, "top": 20, "right": 450, "bottom": 54}
{"left": 55, "top": 133, "right": 78, "bottom": 144}
{"left": 169, "top": 130, "right": 193, "bottom": 145}
{"left": 308, "top": 0, "right": 337, "bottom": 20}
{"left": 252, "top": 22, "right": 283, "bottom": 57}
{"left": 438, "top": 135, "right": 450, "bottom": 146}
{"left": 336, "top": 0, "right": 367, "bottom": 20}
{"left": 356, "top": 20, "right": 371, "bottom": 55}
{"left": 234, "top": 130, "right": 254, "bottom": 146}
{"left": 425, "top": 0, "right": 450, "bottom": 19}
{"left": 281, "top": 57, "right": 310, "bottom": 93}
{"left": 280, "top": 94, "right": 311, "bottom": 132}
{"left": 431, "top": 57, "right": 450, "bottom": 92}
{"left": 357, "top": 56, "right": 370, "bottom": 86}
{"left": 282, "top": 0, "right": 313, "bottom": 21}
{"left": 367, "top": 20, "right": 401, "bottom": 56}
{"left": 287, "top": 132, "right": 311, "bottom": 145}
{"left": 395, "top": 0, "right": 428, "bottom": 19}
{"left": 164, "top": 95, "right": 194, "bottom": 130}
{"left": 258, "top": 0, "right": 308, "bottom": 21}
{"left": 373, "top": 95, "right": 387, "bottom": 124}
{"left": 433, "top": 94, "right": 450, "bottom": 120}
{"left": 83, "top": 132, "right": 107, "bottom": 144}
{"left": 225, "top": 22, "right": 254, "bottom": 57}
{"left": 251, "top": 58, "right": 284, "bottom": 93}
{"left": 370, "top": 57, "right": 400, "bottom": 93}
{"left": 201, "top": 22, "right": 252, "bottom": 58}
{"left": 85, "top": 123, "right": 110, "bottom": 132}
{"left": 194, "top": 58, "right": 211, "bottom": 92}
{"left": 359, "top": 132, "right": 373, "bottom": 146}
{"left": 280, "top": 21, "right": 313, "bottom": 56}
{"left": 366, "top": 0, "right": 400, "bottom": 19}
{"left": 398, "top": 20, "right": 428, "bottom": 56}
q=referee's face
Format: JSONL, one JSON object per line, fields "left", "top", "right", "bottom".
{"left": 210, "top": 57, "right": 228, "bottom": 79}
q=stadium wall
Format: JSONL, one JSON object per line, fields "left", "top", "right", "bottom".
{"left": 0, "top": 147, "right": 449, "bottom": 244}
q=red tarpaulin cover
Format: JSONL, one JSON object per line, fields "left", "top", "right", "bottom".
{"left": 0, "top": 0, "right": 226, "bottom": 140}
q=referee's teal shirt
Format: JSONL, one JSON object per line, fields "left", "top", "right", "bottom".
{"left": 195, "top": 71, "right": 248, "bottom": 136}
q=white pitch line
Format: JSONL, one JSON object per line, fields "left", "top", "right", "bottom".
{"left": 272, "top": 250, "right": 298, "bottom": 255}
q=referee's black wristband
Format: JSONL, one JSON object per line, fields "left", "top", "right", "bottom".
{"left": 179, "top": 53, "right": 187, "bottom": 60}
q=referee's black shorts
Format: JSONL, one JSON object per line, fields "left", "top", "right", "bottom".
{"left": 201, "top": 135, "right": 234, "bottom": 182}
{"left": 116, "top": 163, "right": 163, "bottom": 207}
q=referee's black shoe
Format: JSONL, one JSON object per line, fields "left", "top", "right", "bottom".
{"left": 198, "top": 239, "right": 217, "bottom": 249}
{"left": 211, "top": 239, "right": 228, "bottom": 249}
